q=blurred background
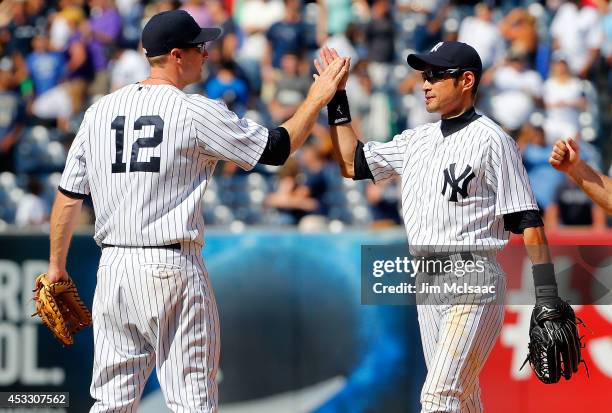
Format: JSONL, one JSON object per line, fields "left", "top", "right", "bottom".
{"left": 0, "top": 0, "right": 610, "bottom": 412}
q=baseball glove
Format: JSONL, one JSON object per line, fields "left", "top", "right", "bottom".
{"left": 521, "top": 298, "right": 587, "bottom": 384}
{"left": 32, "top": 273, "right": 92, "bottom": 346}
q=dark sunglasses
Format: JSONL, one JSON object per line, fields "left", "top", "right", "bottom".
{"left": 421, "top": 68, "right": 463, "bottom": 83}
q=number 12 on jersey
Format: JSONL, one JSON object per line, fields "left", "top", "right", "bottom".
{"left": 111, "top": 115, "right": 164, "bottom": 173}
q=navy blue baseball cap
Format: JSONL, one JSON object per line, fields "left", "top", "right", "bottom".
{"left": 142, "top": 10, "right": 221, "bottom": 57}
{"left": 407, "top": 41, "right": 482, "bottom": 75}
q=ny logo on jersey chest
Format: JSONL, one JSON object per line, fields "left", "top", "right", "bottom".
{"left": 441, "top": 163, "right": 475, "bottom": 202}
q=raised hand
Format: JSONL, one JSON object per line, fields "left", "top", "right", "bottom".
{"left": 314, "top": 47, "right": 350, "bottom": 91}
{"left": 307, "top": 55, "right": 350, "bottom": 107}
{"left": 549, "top": 138, "right": 580, "bottom": 173}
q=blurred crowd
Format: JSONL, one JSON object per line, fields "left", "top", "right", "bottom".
{"left": 0, "top": 0, "right": 610, "bottom": 231}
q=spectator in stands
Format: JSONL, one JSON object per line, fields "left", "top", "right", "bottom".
{"left": 0, "top": 58, "right": 25, "bottom": 173}
{"left": 365, "top": 0, "right": 395, "bottom": 64}
{"left": 236, "top": 0, "right": 284, "bottom": 63}
{"left": 458, "top": 3, "right": 505, "bottom": 70}
{"left": 550, "top": 0, "right": 604, "bottom": 78}
{"left": 399, "top": 0, "right": 450, "bottom": 53}
{"left": 298, "top": 140, "right": 330, "bottom": 218}
{"left": 234, "top": 0, "right": 284, "bottom": 92}
{"left": 265, "top": 157, "right": 319, "bottom": 225}
{"left": 115, "top": 0, "right": 143, "bottom": 48}
{"left": 25, "top": 0, "right": 48, "bottom": 25}
{"left": 208, "top": 0, "right": 240, "bottom": 61}
{"left": 262, "top": 0, "right": 307, "bottom": 84}
{"left": 362, "top": 0, "right": 395, "bottom": 88}
{"left": 26, "top": 32, "right": 66, "bottom": 98}
{"left": 345, "top": 59, "right": 374, "bottom": 137}
{"left": 542, "top": 52, "right": 586, "bottom": 144}
{"left": 316, "top": 0, "right": 355, "bottom": 46}
{"left": 143, "top": 0, "right": 180, "bottom": 18}
{"left": 341, "top": 57, "right": 389, "bottom": 141}
{"left": 545, "top": 174, "right": 607, "bottom": 230}
{"left": 519, "top": 123, "right": 564, "bottom": 211}
{"left": 204, "top": 59, "right": 249, "bottom": 116}
{"left": 63, "top": 7, "right": 95, "bottom": 115}
{"left": 84, "top": 0, "right": 122, "bottom": 97}
{"left": 482, "top": 49, "right": 542, "bottom": 133}
{"left": 50, "top": 1, "right": 82, "bottom": 52}
{"left": 181, "top": 0, "right": 212, "bottom": 27}
{"left": 0, "top": 3, "right": 30, "bottom": 94}
{"left": 319, "top": 22, "right": 362, "bottom": 74}
{"left": 15, "top": 176, "right": 48, "bottom": 227}
{"left": 27, "top": 31, "right": 73, "bottom": 126}
{"left": 109, "top": 46, "right": 149, "bottom": 91}
{"left": 267, "top": 52, "right": 310, "bottom": 123}
{"left": 5, "top": 0, "right": 45, "bottom": 57}
{"left": 499, "top": 7, "right": 538, "bottom": 63}
{"left": 366, "top": 179, "right": 401, "bottom": 227}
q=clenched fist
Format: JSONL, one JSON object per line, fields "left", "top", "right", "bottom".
{"left": 549, "top": 138, "right": 580, "bottom": 173}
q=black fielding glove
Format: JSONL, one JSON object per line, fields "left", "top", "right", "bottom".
{"left": 521, "top": 263, "right": 587, "bottom": 384}
{"left": 327, "top": 90, "right": 351, "bottom": 125}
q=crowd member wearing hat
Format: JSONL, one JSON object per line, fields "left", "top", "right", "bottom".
{"left": 315, "top": 42, "right": 567, "bottom": 411}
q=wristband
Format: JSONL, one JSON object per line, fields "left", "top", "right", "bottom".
{"left": 327, "top": 90, "right": 351, "bottom": 125}
{"left": 532, "top": 263, "right": 558, "bottom": 300}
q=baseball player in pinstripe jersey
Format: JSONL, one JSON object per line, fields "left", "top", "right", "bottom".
{"left": 316, "top": 43, "right": 567, "bottom": 412}
{"left": 45, "top": 10, "right": 348, "bottom": 413}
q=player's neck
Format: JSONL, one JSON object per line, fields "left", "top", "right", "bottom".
{"left": 440, "top": 101, "right": 474, "bottom": 120}
{"left": 141, "top": 69, "right": 183, "bottom": 89}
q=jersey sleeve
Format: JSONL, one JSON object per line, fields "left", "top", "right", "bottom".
{"left": 189, "top": 97, "right": 268, "bottom": 171}
{"left": 362, "top": 129, "right": 412, "bottom": 184}
{"left": 486, "top": 132, "right": 538, "bottom": 216}
{"left": 59, "top": 112, "right": 90, "bottom": 198}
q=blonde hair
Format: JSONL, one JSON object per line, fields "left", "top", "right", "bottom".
{"left": 147, "top": 54, "right": 168, "bottom": 68}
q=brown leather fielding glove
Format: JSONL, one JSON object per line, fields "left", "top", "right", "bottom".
{"left": 32, "top": 273, "right": 92, "bottom": 346}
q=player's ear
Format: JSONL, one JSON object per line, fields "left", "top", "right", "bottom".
{"left": 169, "top": 48, "right": 182, "bottom": 62}
{"left": 462, "top": 71, "right": 476, "bottom": 94}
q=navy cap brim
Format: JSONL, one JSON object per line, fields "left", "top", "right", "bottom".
{"left": 406, "top": 53, "right": 456, "bottom": 70}
{"left": 190, "top": 27, "right": 222, "bottom": 44}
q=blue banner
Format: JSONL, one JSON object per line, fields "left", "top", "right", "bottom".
{"left": 0, "top": 230, "right": 426, "bottom": 412}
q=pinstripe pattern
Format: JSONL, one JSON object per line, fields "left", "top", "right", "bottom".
{"left": 59, "top": 84, "right": 268, "bottom": 247}
{"left": 57, "top": 83, "right": 267, "bottom": 412}
{"left": 90, "top": 245, "right": 219, "bottom": 413}
{"left": 417, "top": 259, "right": 506, "bottom": 413}
{"left": 362, "top": 113, "right": 537, "bottom": 256}
{"left": 362, "top": 110, "right": 534, "bottom": 412}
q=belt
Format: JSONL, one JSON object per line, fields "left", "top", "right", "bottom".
{"left": 418, "top": 252, "right": 475, "bottom": 275}
{"left": 101, "top": 243, "right": 181, "bottom": 250}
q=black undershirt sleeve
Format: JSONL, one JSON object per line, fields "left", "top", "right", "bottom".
{"left": 503, "top": 210, "right": 543, "bottom": 234}
{"left": 258, "top": 127, "right": 290, "bottom": 166}
{"left": 58, "top": 186, "right": 88, "bottom": 200}
{"left": 353, "top": 141, "right": 374, "bottom": 181}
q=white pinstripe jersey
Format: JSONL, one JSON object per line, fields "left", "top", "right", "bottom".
{"left": 59, "top": 84, "right": 268, "bottom": 247}
{"left": 363, "top": 113, "right": 537, "bottom": 255}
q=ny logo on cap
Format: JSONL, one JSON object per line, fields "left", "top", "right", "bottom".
{"left": 441, "top": 163, "right": 475, "bottom": 202}
{"left": 430, "top": 42, "right": 444, "bottom": 53}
